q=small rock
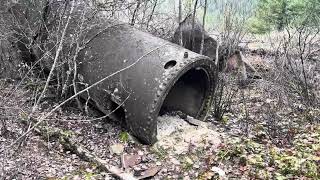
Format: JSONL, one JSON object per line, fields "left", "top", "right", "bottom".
{"left": 138, "top": 150, "right": 144, "bottom": 156}
{"left": 110, "top": 144, "right": 124, "bottom": 155}
{"left": 211, "top": 166, "right": 226, "bottom": 177}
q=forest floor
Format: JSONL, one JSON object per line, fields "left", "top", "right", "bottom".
{"left": 0, "top": 53, "right": 319, "bottom": 179}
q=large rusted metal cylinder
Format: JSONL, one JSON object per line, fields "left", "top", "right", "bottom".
{"left": 77, "top": 23, "right": 216, "bottom": 144}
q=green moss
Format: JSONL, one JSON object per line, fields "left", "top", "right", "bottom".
{"left": 119, "top": 131, "right": 129, "bottom": 143}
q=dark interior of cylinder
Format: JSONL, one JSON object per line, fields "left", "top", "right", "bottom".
{"left": 110, "top": 101, "right": 126, "bottom": 122}
{"left": 159, "top": 68, "right": 209, "bottom": 118}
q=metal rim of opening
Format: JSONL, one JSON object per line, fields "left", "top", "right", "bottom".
{"left": 156, "top": 58, "right": 215, "bottom": 123}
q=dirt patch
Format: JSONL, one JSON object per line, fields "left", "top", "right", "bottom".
{"left": 156, "top": 115, "right": 222, "bottom": 155}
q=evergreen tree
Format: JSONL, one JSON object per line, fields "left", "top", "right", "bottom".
{"left": 250, "top": 0, "right": 320, "bottom": 33}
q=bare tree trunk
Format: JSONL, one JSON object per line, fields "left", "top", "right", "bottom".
{"left": 199, "top": 0, "right": 207, "bottom": 55}
{"left": 140, "top": 1, "right": 148, "bottom": 29}
{"left": 111, "top": 0, "right": 117, "bottom": 17}
{"left": 215, "top": 41, "right": 220, "bottom": 66}
{"left": 178, "top": 0, "right": 183, "bottom": 46}
{"left": 187, "top": 0, "right": 192, "bottom": 13}
{"left": 131, "top": 0, "right": 141, "bottom": 26}
{"left": 191, "top": 0, "right": 198, "bottom": 51}
{"left": 147, "top": 0, "right": 158, "bottom": 30}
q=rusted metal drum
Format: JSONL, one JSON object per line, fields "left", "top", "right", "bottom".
{"left": 77, "top": 23, "right": 216, "bottom": 144}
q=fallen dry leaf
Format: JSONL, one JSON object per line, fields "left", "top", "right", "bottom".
{"left": 136, "top": 166, "right": 161, "bottom": 179}
{"left": 122, "top": 154, "right": 141, "bottom": 169}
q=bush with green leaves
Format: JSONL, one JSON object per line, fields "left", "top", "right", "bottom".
{"left": 249, "top": 0, "right": 320, "bottom": 33}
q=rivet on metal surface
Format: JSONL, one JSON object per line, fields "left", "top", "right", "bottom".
{"left": 184, "top": 52, "right": 188, "bottom": 58}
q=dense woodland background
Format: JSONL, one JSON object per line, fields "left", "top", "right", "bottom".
{"left": 0, "top": 0, "right": 319, "bottom": 179}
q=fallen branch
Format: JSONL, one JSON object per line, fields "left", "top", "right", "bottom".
{"left": 24, "top": 119, "right": 137, "bottom": 180}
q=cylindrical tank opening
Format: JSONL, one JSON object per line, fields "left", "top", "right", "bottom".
{"left": 159, "top": 67, "right": 210, "bottom": 118}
